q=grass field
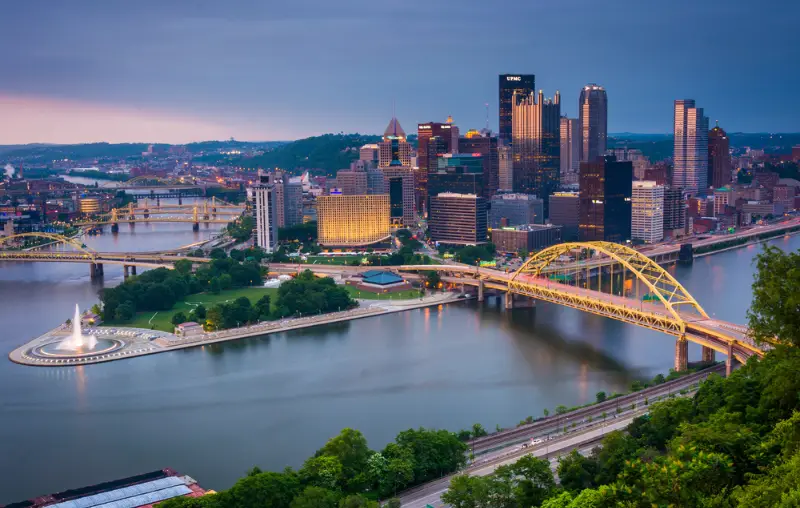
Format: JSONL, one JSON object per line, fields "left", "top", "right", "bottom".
{"left": 344, "top": 286, "right": 424, "bottom": 300}
{"left": 303, "top": 256, "right": 364, "bottom": 265}
{"left": 109, "top": 287, "right": 279, "bottom": 332}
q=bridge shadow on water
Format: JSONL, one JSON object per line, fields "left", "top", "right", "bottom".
{"left": 472, "top": 297, "right": 646, "bottom": 387}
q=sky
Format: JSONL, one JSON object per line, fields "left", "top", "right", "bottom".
{"left": 0, "top": 0, "right": 797, "bottom": 144}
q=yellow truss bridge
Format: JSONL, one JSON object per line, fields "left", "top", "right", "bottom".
{"left": 75, "top": 202, "right": 242, "bottom": 227}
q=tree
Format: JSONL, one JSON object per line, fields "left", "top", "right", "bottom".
{"left": 290, "top": 486, "right": 340, "bottom": 508}
{"left": 205, "top": 305, "right": 224, "bottom": 330}
{"left": 338, "top": 495, "right": 378, "bottom": 508}
{"left": 391, "top": 427, "right": 468, "bottom": 484}
{"left": 315, "top": 428, "right": 372, "bottom": 491}
{"left": 227, "top": 471, "right": 301, "bottom": 508}
{"left": 299, "top": 455, "right": 344, "bottom": 490}
{"left": 557, "top": 450, "right": 598, "bottom": 492}
{"left": 425, "top": 271, "right": 441, "bottom": 290}
{"left": 254, "top": 295, "right": 271, "bottom": 320}
{"left": 192, "top": 304, "right": 207, "bottom": 320}
{"left": 556, "top": 405, "right": 568, "bottom": 415}
{"left": 174, "top": 258, "right": 193, "bottom": 275}
{"left": 748, "top": 245, "right": 800, "bottom": 346}
{"left": 210, "top": 248, "right": 227, "bottom": 260}
{"left": 442, "top": 474, "right": 490, "bottom": 508}
{"left": 219, "top": 273, "right": 233, "bottom": 290}
{"left": 543, "top": 408, "right": 549, "bottom": 417}
{"left": 595, "top": 391, "right": 607, "bottom": 403}
{"left": 495, "top": 454, "right": 556, "bottom": 507}
{"left": 210, "top": 277, "right": 222, "bottom": 294}
{"left": 115, "top": 302, "right": 135, "bottom": 321}
{"left": 591, "top": 430, "right": 639, "bottom": 486}
{"left": 171, "top": 312, "right": 188, "bottom": 326}
{"left": 471, "top": 423, "right": 488, "bottom": 438}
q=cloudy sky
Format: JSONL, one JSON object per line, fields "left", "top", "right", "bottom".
{"left": 0, "top": 0, "right": 797, "bottom": 143}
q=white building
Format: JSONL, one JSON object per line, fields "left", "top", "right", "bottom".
{"left": 252, "top": 184, "right": 278, "bottom": 252}
{"left": 631, "top": 181, "right": 664, "bottom": 244}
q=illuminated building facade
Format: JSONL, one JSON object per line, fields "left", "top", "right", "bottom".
{"left": 512, "top": 89, "right": 561, "bottom": 215}
{"left": 578, "top": 84, "right": 608, "bottom": 163}
{"left": 378, "top": 118, "right": 411, "bottom": 168}
{"left": 673, "top": 99, "right": 709, "bottom": 194}
{"left": 78, "top": 198, "right": 100, "bottom": 214}
{"left": 428, "top": 193, "right": 487, "bottom": 245}
{"left": 382, "top": 168, "right": 415, "bottom": 226}
{"left": 579, "top": 155, "right": 632, "bottom": 242}
{"left": 499, "top": 74, "right": 535, "bottom": 146}
{"left": 316, "top": 194, "right": 391, "bottom": 246}
{"left": 631, "top": 181, "right": 664, "bottom": 244}
{"left": 458, "top": 132, "right": 499, "bottom": 199}
{"left": 560, "top": 117, "right": 580, "bottom": 185}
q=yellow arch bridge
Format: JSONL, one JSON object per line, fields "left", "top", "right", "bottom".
{"left": 272, "top": 241, "right": 766, "bottom": 374}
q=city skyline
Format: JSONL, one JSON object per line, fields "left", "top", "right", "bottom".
{"left": 0, "top": 0, "right": 798, "bottom": 144}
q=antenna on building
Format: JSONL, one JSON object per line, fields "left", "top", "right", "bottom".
{"left": 485, "top": 103, "right": 489, "bottom": 130}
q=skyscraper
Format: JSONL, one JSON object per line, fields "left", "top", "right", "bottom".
{"left": 498, "top": 145, "right": 513, "bottom": 192}
{"left": 378, "top": 117, "right": 411, "bottom": 168}
{"left": 579, "top": 155, "right": 632, "bottom": 242}
{"left": 252, "top": 183, "right": 278, "bottom": 252}
{"left": 511, "top": 90, "right": 561, "bottom": 215}
{"left": 317, "top": 195, "right": 391, "bottom": 246}
{"left": 663, "top": 187, "right": 686, "bottom": 237}
{"left": 578, "top": 84, "right": 608, "bottom": 163}
{"left": 560, "top": 117, "right": 580, "bottom": 185}
{"left": 459, "top": 131, "right": 499, "bottom": 199}
{"left": 428, "top": 193, "right": 487, "bottom": 245}
{"left": 382, "top": 168, "right": 415, "bottom": 227}
{"left": 499, "top": 74, "right": 535, "bottom": 146}
{"left": 631, "top": 181, "right": 664, "bottom": 244}
{"left": 417, "top": 121, "right": 458, "bottom": 213}
{"left": 708, "top": 121, "right": 732, "bottom": 189}
{"left": 672, "top": 99, "right": 709, "bottom": 194}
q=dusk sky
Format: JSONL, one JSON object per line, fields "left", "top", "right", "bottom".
{"left": 1, "top": 0, "right": 797, "bottom": 144}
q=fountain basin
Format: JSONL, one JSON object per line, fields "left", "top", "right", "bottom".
{"left": 33, "top": 338, "right": 124, "bottom": 359}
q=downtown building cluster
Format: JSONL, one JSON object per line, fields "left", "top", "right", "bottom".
{"left": 244, "top": 75, "right": 800, "bottom": 254}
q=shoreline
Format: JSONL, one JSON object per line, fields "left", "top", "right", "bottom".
{"left": 693, "top": 228, "right": 800, "bottom": 258}
{"left": 8, "top": 292, "right": 468, "bottom": 367}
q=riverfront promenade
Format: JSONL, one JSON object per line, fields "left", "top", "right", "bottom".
{"left": 8, "top": 292, "right": 466, "bottom": 367}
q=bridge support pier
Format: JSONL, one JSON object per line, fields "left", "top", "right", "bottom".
{"left": 701, "top": 346, "right": 715, "bottom": 363}
{"left": 111, "top": 223, "right": 119, "bottom": 233}
{"left": 504, "top": 291, "right": 513, "bottom": 309}
{"left": 123, "top": 265, "right": 129, "bottom": 279}
{"left": 90, "top": 263, "right": 104, "bottom": 279}
{"left": 674, "top": 336, "right": 689, "bottom": 372}
{"left": 726, "top": 342, "right": 735, "bottom": 377}
{"left": 192, "top": 222, "right": 200, "bottom": 232}
{"left": 477, "top": 280, "right": 484, "bottom": 302}
{"left": 131, "top": 266, "right": 137, "bottom": 276}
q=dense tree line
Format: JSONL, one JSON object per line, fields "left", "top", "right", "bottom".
{"left": 159, "top": 426, "right": 467, "bottom": 508}
{"left": 272, "top": 270, "right": 356, "bottom": 318}
{"left": 101, "top": 255, "right": 262, "bottom": 322}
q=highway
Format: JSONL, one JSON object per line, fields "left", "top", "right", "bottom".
{"left": 398, "top": 368, "right": 716, "bottom": 507}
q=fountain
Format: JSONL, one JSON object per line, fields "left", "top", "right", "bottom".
{"left": 56, "top": 304, "right": 98, "bottom": 351}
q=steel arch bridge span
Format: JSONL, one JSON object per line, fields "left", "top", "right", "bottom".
{"left": 510, "top": 241, "right": 709, "bottom": 333}
{"left": 0, "top": 233, "right": 98, "bottom": 260}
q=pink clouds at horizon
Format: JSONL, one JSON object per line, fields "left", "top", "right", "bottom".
{"left": 0, "top": 94, "right": 277, "bottom": 144}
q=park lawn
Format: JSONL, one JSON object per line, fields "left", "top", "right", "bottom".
{"left": 109, "top": 287, "right": 279, "bottom": 332}
{"left": 344, "top": 286, "right": 424, "bottom": 300}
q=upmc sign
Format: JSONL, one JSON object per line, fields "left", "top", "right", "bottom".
{"left": 506, "top": 76, "right": 521, "bottom": 82}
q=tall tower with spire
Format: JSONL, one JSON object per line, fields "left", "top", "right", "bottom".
{"left": 378, "top": 117, "right": 411, "bottom": 168}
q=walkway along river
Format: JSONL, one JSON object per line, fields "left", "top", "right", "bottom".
{"left": 0, "top": 227, "right": 797, "bottom": 502}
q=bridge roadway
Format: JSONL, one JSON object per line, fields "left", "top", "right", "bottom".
{"left": 397, "top": 367, "right": 717, "bottom": 507}
{"left": 268, "top": 262, "right": 762, "bottom": 370}
{"left": 77, "top": 216, "right": 232, "bottom": 226}
{"left": 0, "top": 251, "right": 208, "bottom": 269}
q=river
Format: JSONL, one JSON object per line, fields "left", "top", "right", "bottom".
{"left": 0, "top": 225, "right": 797, "bottom": 502}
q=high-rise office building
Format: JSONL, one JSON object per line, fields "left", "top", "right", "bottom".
{"left": 428, "top": 154, "right": 484, "bottom": 205}
{"left": 613, "top": 147, "right": 649, "bottom": 180}
{"left": 579, "top": 155, "right": 633, "bottom": 242}
{"left": 459, "top": 131, "right": 499, "bottom": 199}
{"left": 631, "top": 181, "right": 664, "bottom": 244}
{"left": 335, "top": 169, "right": 368, "bottom": 195}
{"left": 252, "top": 183, "right": 279, "bottom": 252}
{"left": 360, "top": 144, "right": 379, "bottom": 164}
{"left": 417, "top": 120, "right": 459, "bottom": 212}
{"left": 713, "top": 186, "right": 733, "bottom": 216}
{"left": 512, "top": 90, "right": 561, "bottom": 215}
{"left": 708, "top": 121, "right": 732, "bottom": 189}
{"left": 673, "top": 99, "right": 709, "bottom": 194}
{"left": 316, "top": 194, "right": 391, "bottom": 246}
{"left": 378, "top": 118, "right": 411, "bottom": 168}
{"left": 560, "top": 117, "right": 580, "bottom": 186}
{"left": 498, "top": 145, "right": 513, "bottom": 192}
{"left": 489, "top": 193, "right": 544, "bottom": 228}
{"left": 499, "top": 74, "right": 535, "bottom": 146}
{"left": 366, "top": 168, "right": 385, "bottom": 195}
{"left": 382, "top": 167, "right": 415, "bottom": 227}
{"left": 663, "top": 187, "right": 686, "bottom": 236}
{"left": 428, "top": 193, "right": 487, "bottom": 245}
{"left": 578, "top": 84, "right": 608, "bottom": 163}
{"left": 549, "top": 192, "right": 580, "bottom": 241}
{"left": 283, "top": 178, "right": 304, "bottom": 227}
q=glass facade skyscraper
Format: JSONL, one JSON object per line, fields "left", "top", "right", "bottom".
{"left": 579, "top": 155, "right": 633, "bottom": 242}
{"left": 511, "top": 90, "right": 561, "bottom": 217}
{"left": 498, "top": 74, "right": 535, "bottom": 146}
{"left": 578, "top": 84, "right": 608, "bottom": 163}
{"left": 672, "top": 99, "right": 709, "bottom": 195}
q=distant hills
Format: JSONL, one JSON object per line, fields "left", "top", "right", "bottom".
{"left": 2, "top": 132, "right": 798, "bottom": 174}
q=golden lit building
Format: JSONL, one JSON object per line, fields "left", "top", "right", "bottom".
{"left": 317, "top": 194, "right": 390, "bottom": 246}
{"left": 79, "top": 198, "right": 101, "bottom": 214}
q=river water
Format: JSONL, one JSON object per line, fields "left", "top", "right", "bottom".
{"left": 0, "top": 222, "right": 797, "bottom": 502}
